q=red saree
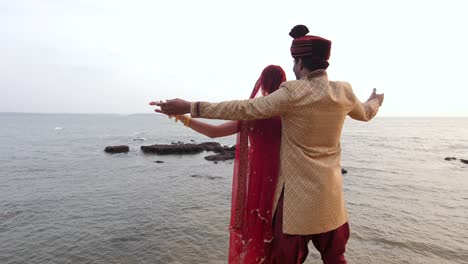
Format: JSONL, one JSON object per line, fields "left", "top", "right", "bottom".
{"left": 228, "top": 79, "right": 282, "bottom": 264}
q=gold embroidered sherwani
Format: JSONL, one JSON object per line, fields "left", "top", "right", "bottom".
{"left": 190, "top": 70, "right": 380, "bottom": 234}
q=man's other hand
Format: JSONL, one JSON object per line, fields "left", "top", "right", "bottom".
{"left": 149, "top": 98, "right": 191, "bottom": 115}
{"left": 366, "top": 88, "right": 384, "bottom": 106}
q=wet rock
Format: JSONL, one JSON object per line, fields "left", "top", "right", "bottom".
{"left": 198, "top": 142, "right": 224, "bottom": 152}
{"left": 445, "top": 157, "right": 457, "bottom": 161}
{"left": 154, "top": 160, "right": 164, "bottom": 163}
{"left": 204, "top": 150, "right": 236, "bottom": 161}
{"left": 460, "top": 159, "right": 468, "bottom": 164}
{"left": 341, "top": 168, "right": 348, "bottom": 174}
{"left": 224, "top": 145, "right": 236, "bottom": 151}
{"left": 141, "top": 144, "right": 204, "bottom": 154}
{"left": 202, "top": 144, "right": 237, "bottom": 161}
{"left": 141, "top": 142, "right": 233, "bottom": 155}
{"left": 105, "top": 145, "right": 129, "bottom": 153}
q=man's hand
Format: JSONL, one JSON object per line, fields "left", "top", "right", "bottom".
{"left": 149, "top": 98, "right": 192, "bottom": 115}
{"left": 366, "top": 88, "right": 384, "bottom": 106}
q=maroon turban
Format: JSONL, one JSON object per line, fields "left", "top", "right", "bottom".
{"left": 289, "top": 25, "right": 331, "bottom": 60}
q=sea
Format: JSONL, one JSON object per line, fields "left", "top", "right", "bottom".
{"left": 0, "top": 113, "right": 467, "bottom": 264}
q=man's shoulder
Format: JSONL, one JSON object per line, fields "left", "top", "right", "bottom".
{"left": 329, "top": 80, "right": 351, "bottom": 87}
{"left": 329, "top": 80, "right": 356, "bottom": 102}
{"left": 329, "top": 80, "right": 353, "bottom": 92}
{"left": 280, "top": 79, "right": 309, "bottom": 89}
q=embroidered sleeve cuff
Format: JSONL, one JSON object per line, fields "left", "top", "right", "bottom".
{"left": 190, "top": 102, "right": 203, "bottom": 118}
{"left": 190, "top": 102, "right": 197, "bottom": 118}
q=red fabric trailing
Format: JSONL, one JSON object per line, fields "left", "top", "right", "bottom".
{"left": 229, "top": 65, "right": 285, "bottom": 264}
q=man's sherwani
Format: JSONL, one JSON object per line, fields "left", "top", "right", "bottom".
{"left": 191, "top": 70, "right": 380, "bottom": 235}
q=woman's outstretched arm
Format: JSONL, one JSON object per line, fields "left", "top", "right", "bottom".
{"left": 177, "top": 115, "right": 239, "bottom": 138}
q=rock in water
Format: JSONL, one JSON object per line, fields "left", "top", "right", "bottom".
{"left": 190, "top": 174, "right": 222, "bottom": 180}
{"left": 141, "top": 142, "right": 232, "bottom": 155}
{"left": 460, "top": 159, "right": 468, "bottom": 164}
{"left": 341, "top": 168, "right": 348, "bottom": 174}
{"left": 198, "top": 142, "right": 224, "bottom": 152}
{"left": 141, "top": 144, "right": 204, "bottom": 154}
{"left": 223, "top": 145, "right": 236, "bottom": 151}
{"left": 202, "top": 144, "right": 236, "bottom": 161}
{"left": 445, "top": 157, "right": 457, "bottom": 161}
{"left": 204, "top": 151, "right": 236, "bottom": 161}
{"left": 105, "top": 145, "right": 129, "bottom": 153}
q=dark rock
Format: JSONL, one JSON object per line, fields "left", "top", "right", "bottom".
{"left": 198, "top": 142, "right": 224, "bottom": 152}
{"left": 154, "top": 160, "right": 164, "bottom": 163}
{"left": 105, "top": 145, "right": 129, "bottom": 153}
{"left": 204, "top": 150, "right": 236, "bottom": 161}
{"left": 141, "top": 144, "right": 204, "bottom": 154}
{"left": 207, "top": 175, "right": 223, "bottom": 180}
{"left": 224, "top": 145, "right": 236, "bottom": 151}
{"left": 213, "top": 148, "right": 224, "bottom": 153}
{"left": 341, "top": 168, "right": 347, "bottom": 174}
{"left": 445, "top": 157, "right": 457, "bottom": 161}
{"left": 141, "top": 142, "right": 233, "bottom": 155}
{"left": 214, "top": 161, "right": 218, "bottom": 164}
{"left": 211, "top": 145, "right": 236, "bottom": 154}
{"left": 460, "top": 159, "right": 468, "bottom": 164}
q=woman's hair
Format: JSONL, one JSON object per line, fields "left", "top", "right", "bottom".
{"left": 260, "top": 65, "right": 286, "bottom": 95}
{"left": 250, "top": 65, "right": 286, "bottom": 98}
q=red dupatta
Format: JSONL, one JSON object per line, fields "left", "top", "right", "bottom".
{"left": 228, "top": 66, "right": 284, "bottom": 264}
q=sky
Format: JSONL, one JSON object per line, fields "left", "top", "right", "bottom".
{"left": 1, "top": 0, "right": 467, "bottom": 116}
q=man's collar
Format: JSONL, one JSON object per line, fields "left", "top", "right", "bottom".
{"left": 301, "top": 69, "right": 327, "bottom": 80}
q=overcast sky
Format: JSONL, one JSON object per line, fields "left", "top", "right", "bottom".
{"left": 1, "top": 0, "right": 467, "bottom": 116}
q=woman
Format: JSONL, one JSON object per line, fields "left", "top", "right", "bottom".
{"left": 163, "top": 65, "right": 285, "bottom": 263}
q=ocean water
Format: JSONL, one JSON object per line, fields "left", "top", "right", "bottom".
{"left": 0, "top": 113, "right": 467, "bottom": 264}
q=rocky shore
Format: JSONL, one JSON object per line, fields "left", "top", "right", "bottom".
{"left": 105, "top": 142, "right": 351, "bottom": 174}
{"left": 444, "top": 157, "right": 468, "bottom": 164}
{"left": 106, "top": 142, "right": 236, "bottom": 161}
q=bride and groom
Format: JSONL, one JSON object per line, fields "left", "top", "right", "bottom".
{"left": 150, "top": 25, "right": 384, "bottom": 264}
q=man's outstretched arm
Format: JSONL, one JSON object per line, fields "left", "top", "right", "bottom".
{"left": 348, "top": 88, "right": 384, "bottom": 121}
{"left": 151, "top": 84, "right": 293, "bottom": 120}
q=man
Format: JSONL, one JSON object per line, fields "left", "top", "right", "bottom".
{"left": 151, "top": 25, "right": 384, "bottom": 263}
